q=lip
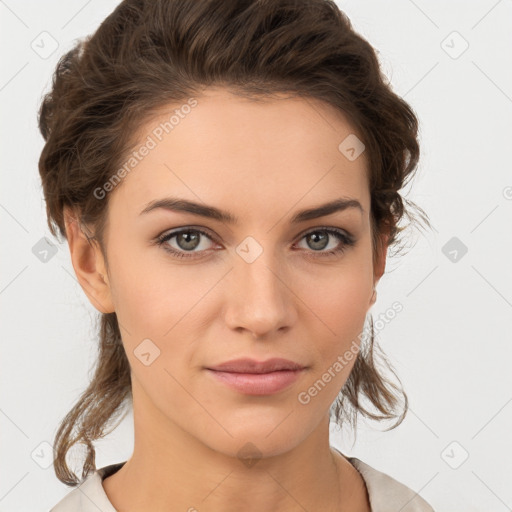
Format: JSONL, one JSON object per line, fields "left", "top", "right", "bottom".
{"left": 206, "top": 357, "right": 306, "bottom": 395}
{"left": 205, "top": 358, "right": 307, "bottom": 396}
{"left": 206, "top": 357, "right": 305, "bottom": 374}
{"left": 206, "top": 368, "right": 306, "bottom": 395}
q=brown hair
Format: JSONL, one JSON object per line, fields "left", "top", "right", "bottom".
{"left": 38, "top": 0, "right": 431, "bottom": 486}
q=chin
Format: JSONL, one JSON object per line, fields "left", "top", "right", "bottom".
{"left": 195, "top": 420, "right": 310, "bottom": 461}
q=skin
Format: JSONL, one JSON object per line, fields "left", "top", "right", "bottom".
{"left": 64, "top": 87, "right": 387, "bottom": 512}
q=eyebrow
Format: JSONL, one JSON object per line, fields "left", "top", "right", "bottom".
{"left": 139, "top": 196, "right": 364, "bottom": 224}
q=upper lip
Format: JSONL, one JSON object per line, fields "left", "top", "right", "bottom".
{"left": 206, "top": 358, "right": 306, "bottom": 374}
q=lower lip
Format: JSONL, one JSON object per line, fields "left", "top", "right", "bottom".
{"left": 206, "top": 369, "right": 305, "bottom": 395}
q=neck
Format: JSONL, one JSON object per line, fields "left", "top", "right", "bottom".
{"left": 102, "top": 380, "right": 370, "bottom": 512}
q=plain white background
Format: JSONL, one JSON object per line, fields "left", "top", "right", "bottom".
{"left": 1, "top": 1, "right": 511, "bottom": 510}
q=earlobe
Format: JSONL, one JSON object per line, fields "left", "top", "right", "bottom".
{"left": 63, "top": 207, "right": 115, "bottom": 314}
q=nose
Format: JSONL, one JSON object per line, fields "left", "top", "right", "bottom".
{"left": 224, "top": 250, "right": 297, "bottom": 339}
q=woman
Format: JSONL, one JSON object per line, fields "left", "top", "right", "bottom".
{"left": 40, "top": 0, "right": 435, "bottom": 510}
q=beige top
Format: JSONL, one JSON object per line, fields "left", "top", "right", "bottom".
{"left": 50, "top": 450, "right": 435, "bottom": 511}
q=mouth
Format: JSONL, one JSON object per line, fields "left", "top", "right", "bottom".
{"left": 205, "top": 368, "right": 306, "bottom": 395}
{"left": 206, "top": 357, "right": 306, "bottom": 373}
{"left": 205, "top": 357, "right": 308, "bottom": 395}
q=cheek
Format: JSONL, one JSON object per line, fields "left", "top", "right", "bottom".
{"left": 106, "top": 244, "right": 216, "bottom": 386}
{"left": 301, "top": 251, "right": 373, "bottom": 368}
{"left": 106, "top": 234, "right": 183, "bottom": 330}
{"left": 296, "top": 277, "right": 371, "bottom": 410}
{"left": 307, "top": 248, "right": 373, "bottom": 326}
{"left": 316, "top": 278, "right": 371, "bottom": 338}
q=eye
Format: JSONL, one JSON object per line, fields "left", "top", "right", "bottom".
{"left": 155, "top": 227, "right": 218, "bottom": 259}
{"left": 295, "top": 227, "right": 355, "bottom": 258}
{"left": 154, "top": 226, "right": 356, "bottom": 260}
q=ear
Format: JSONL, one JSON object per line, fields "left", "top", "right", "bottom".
{"left": 369, "top": 229, "right": 389, "bottom": 307}
{"left": 63, "top": 206, "right": 115, "bottom": 314}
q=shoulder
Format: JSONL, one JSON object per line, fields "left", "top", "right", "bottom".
{"left": 348, "top": 456, "right": 436, "bottom": 512}
{"left": 49, "top": 463, "right": 125, "bottom": 512}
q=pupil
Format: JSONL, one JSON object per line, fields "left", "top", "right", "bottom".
{"left": 178, "top": 231, "right": 199, "bottom": 250}
{"left": 309, "top": 232, "right": 328, "bottom": 250}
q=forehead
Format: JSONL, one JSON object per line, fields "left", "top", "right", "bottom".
{"left": 108, "top": 88, "right": 370, "bottom": 222}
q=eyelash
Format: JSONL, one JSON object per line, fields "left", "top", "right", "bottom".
{"left": 154, "top": 226, "right": 356, "bottom": 260}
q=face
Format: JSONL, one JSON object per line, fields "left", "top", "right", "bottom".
{"left": 72, "top": 87, "right": 385, "bottom": 459}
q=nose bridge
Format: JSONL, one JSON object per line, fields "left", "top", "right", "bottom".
{"left": 226, "top": 237, "right": 295, "bottom": 336}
